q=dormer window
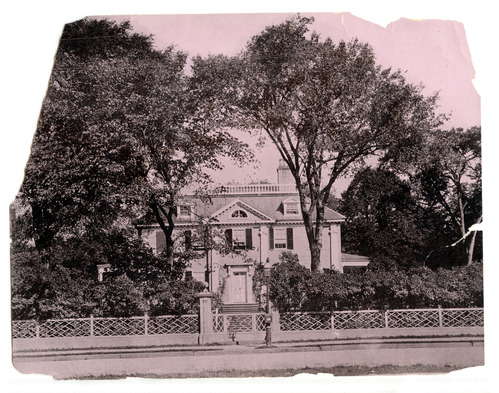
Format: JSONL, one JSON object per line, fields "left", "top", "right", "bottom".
{"left": 284, "top": 202, "right": 300, "bottom": 216}
{"left": 178, "top": 205, "right": 192, "bottom": 219}
{"left": 282, "top": 197, "right": 300, "bottom": 216}
{"left": 231, "top": 209, "right": 248, "bottom": 218}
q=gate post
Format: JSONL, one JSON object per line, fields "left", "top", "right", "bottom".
{"left": 196, "top": 291, "right": 215, "bottom": 344}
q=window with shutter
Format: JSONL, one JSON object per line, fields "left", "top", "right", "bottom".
{"left": 225, "top": 228, "right": 233, "bottom": 248}
{"left": 225, "top": 228, "right": 253, "bottom": 250}
{"left": 184, "top": 230, "right": 192, "bottom": 251}
{"left": 233, "top": 228, "right": 246, "bottom": 249}
{"left": 274, "top": 228, "right": 287, "bottom": 248}
{"left": 269, "top": 227, "right": 274, "bottom": 250}
{"left": 245, "top": 228, "right": 253, "bottom": 249}
{"left": 286, "top": 228, "right": 294, "bottom": 250}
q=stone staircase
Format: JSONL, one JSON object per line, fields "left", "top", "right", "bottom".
{"left": 220, "top": 303, "right": 262, "bottom": 314}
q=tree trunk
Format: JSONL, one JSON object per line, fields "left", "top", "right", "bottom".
{"left": 300, "top": 199, "right": 324, "bottom": 272}
{"left": 309, "top": 240, "right": 322, "bottom": 272}
{"left": 296, "top": 185, "right": 322, "bottom": 271}
{"left": 150, "top": 200, "right": 176, "bottom": 271}
{"left": 164, "top": 207, "right": 176, "bottom": 269}
{"left": 165, "top": 235, "right": 175, "bottom": 269}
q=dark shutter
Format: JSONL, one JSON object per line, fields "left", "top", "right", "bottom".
{"left": 185, "top": 230, "right": 192, "bottom": 251}
{"left": 245, "top": 228, "right": 253, "bottom": 249}
{"left": 156, "top": 230, "right": 166, "bottom": 253}
{"left": 225, "top": 228, "right": 233, "bottom": 248}
{"left": 269, "top": 227, "right": 274, "bottom": 250}
{"left": 286, "top": 228, "right": 294, "bottom": 250}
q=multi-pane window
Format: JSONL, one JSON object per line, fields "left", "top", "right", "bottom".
{"left": 232, "top": 228, "right": 246, "bottom": 249}
{"left": 274, "top": 228, "right": 287, "bottom": 248}
{"left": 269, "top": 227, "right": 294, "bottom": 250}
{"left": 184, "top": 230, "right": 204, "bottom": 250}
{"left": 225, "top": 228, "right": 253, "bottom": 250}
{"left": 231, "top": 210, "right": 248, "bottom": 218}
{"left": 285, "top": 202, "right": 300, "bottom": 215}
{"left": 178, "top": 205, "right": 191, "bottom": 218}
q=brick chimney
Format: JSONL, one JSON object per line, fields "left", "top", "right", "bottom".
{"left": 277, "top": 159, "right": 293, "bottom": 184}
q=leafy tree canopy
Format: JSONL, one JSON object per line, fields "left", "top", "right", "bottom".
{"left": 196, "top": 16, "right": 444, "bottom": 270}
{"left": 20, "top": 18, "right": 252, "bottom": 270}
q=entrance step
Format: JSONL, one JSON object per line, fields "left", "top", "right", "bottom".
{"left": 221, "top": 303, "right": 262, "bottom": 314}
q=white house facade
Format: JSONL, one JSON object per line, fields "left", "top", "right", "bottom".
{"left": 136, "top": 161, "right": 369, "bottom": 308}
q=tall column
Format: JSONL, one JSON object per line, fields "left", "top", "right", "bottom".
{"left": 260, "top": 225, "right": 270, "bottom": 264}
{"left": 247, "top": 268, "right": 253, "bottom": 303}
{"left": 207, "top": 249, "right": 213, "bottom": 292}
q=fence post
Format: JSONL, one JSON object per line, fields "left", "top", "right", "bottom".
{"left": 35, "top": 321, "right": 40, "bottom": 338}
{"left": 252, "top": 314, "right": 257, "bottom": 339}
{"left": 90, "top": 315, "right": 94, "bottom": 337}
{"left": 385, "top": 310, "right": 390, "bottom": 329}
{"left": 271, "top": 310, "right": 280, "bottom": 333}
{"left": 144, "top": 313, "right": 149, "bottom": 336}
{"left": 438, "top": 306, "right": 443, "bottom": 327}
{"left": 196, "top": 291, "right": 215, "bottom": 344}
{"left": 330, "top": 313, "right": 335, "bottom": 331}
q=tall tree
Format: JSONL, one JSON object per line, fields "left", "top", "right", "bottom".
{"left": 202, "top": 16, "right": 443, "bottom": 270}
{"left": 19, "top": 18, "right": 164, "bottom": 266}
{"left": 340, "top": 168, "right": 430, "bottom": 268}
{"left": 19, "top": 18, "right": 251, "bottom": 270}
{"left": 408, "top": 127, "right": 481, "bottom": 264}
{"left": 381, "top": 125, "right": 481, "bottom": 265}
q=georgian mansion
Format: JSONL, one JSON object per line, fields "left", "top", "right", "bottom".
{"left": 135, "top": 160, "right": 369, "bottom": 309}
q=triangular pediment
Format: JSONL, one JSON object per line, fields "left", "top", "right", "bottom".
{"left": 210, "top": 198, "right": 274, "bottom": 222}
{"left": 282, "top": 196, "right": 300, "bottom": 204}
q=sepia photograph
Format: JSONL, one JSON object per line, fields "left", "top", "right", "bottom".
{"left": 3, "top": 2, "right": 494, "bottom": 392}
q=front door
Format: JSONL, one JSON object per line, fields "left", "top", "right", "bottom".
{"left": 232, "top": 272, "right": 247, "bottom": 303}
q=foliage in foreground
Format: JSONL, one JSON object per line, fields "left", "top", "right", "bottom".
{"left": 11, "top": 17, "right": 482, "bottom": 320}
{"left": 254, "top": 253, "right": 483, "bottom": 313}
{"left": 10, "top": 229, "right": 205, "bottom": 320}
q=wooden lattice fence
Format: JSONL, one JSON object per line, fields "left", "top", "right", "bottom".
{"left": 279, "top": 308, "right": 484, "bottom": 331}
{"left": 212, "top": 313, "right": 266, "bottom": 334}
{"left": 12, "top": 308, "right": 483, "bottom": 339}
{"left": 12, "top": 314, "right": 199, "bottom": 339}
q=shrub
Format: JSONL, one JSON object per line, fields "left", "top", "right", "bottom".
{"left": 263, "top": 253, "right": 483, "bottom": 313}
{"left": 94, "top": 274, "right": 147, "bottom": 317}
{"left": 146, "top": 277, "right": 205, "bottom": 316}
{"left": 268, "top": 252, "right": 311, "bottom": 312}
{"left": 11, "top": 248, "right": 99, "bottom": 320}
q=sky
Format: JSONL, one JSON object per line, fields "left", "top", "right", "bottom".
{"left": 1, "top": 1, "right": 497, "bottom": 392}
{"left": 105, "top": 12, "right": 480, "bottom": 192}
